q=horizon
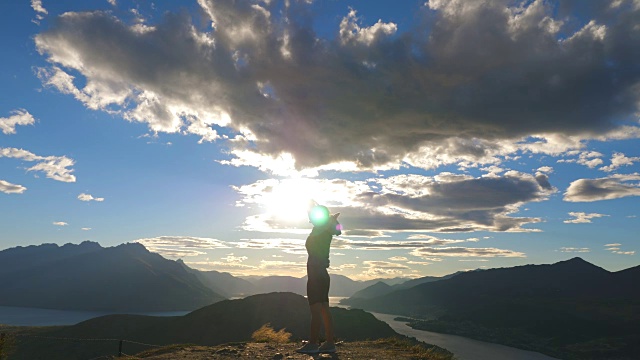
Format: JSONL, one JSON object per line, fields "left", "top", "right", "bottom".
{"left": 1, "top": 0, "right": 639, "bottom": 280}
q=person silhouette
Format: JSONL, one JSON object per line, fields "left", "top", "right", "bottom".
{"left": 296, "top": 204, "right": 341, "bottom": 354}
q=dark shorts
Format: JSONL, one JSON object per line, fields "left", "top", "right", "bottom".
{"left": 307, "top": 264, "right": 330, "bottom": 305}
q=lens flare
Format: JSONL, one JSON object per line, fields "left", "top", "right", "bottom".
{"left": 309, "top": 206, "right": 330, "bottom": 226}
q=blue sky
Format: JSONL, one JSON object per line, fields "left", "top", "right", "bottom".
{"left": 1, "top": 0, "right": 639, "bottom": 280}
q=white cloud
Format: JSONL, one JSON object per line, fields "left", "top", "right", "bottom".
{"left": 32, "top": 1, "right": 640, "bottom": 173}
{"left": 406, "top": 261, "right": 432, "bottom": 266}
{"left": 359, "top": 260, "right": 409, "bottom": 279}
{"left": 187, "top": 253, "right": 256, "bottom": 272}
{"left": 78, "top": 193, "right": 105, "bottom": 202}
{"left": 135, "top": 235, "right": 231, "bottom": 258}
{"left": 136, "top": 235, "right": 230, "bottom": 249}
{"left": 612, "top": 251, "right": 636, "bottom": 255}
{"left": 52, "top": 221, "right": 68, "bottom": 226}
{"left": 362, "top": 260, "right": 409, "bottom": 269}
{"left": 339, "top": 9, "right": 397, "bottom": 46}
{"left": 604, "top": 243, "right": 635, "bottom": 255}
{"left": 600, "top": 152, "right": 640, "bottom": 172}
{"left": 564, "top": 212, "right": 608, "bottom": 224}
{"left": 564, "top": 174, "right": 640, "bottom": 202}
{"left": 0, "top": 180, "right": 27, "bottom": 194}
{"left": 221, "top": 253, "right": 248, "bottom": 263}
{"left": 332, "top": 237, "right": 468, "bottom": 251}
{"left": 31, "top": 0, "right": 48, "bottom": 23}
{"left": 410, "top": 246, "right": 526, "bottom": 258}
{"left": 81, "top": 227, "right": 92, "bottom": 231}
{"left": 234, "top": 238, "right": 306, "bottom": 254}
{"left": 537, "top": 166, "right": 554, "bottom": 174}
{"left": 0, "top": 109, "right": 35, "bottom": 135}
{"left": 388, "top": 256, "right": 408, "bottom": 261}
{"left": 31, "top": 0, "right": 47, "bottom": 14}
{"left": 332, "top": 263, "right": 358, "bottom": 272}
{"left": 338, "top": 263, "right": 357, "bottom": 269}
{"left": 558, "top": 151, "right": 604, "bottom": 169}
{"left": 0, "top": 147, "right": 76, "bottom": 183}
{"left": 152, "top": 248, "right": 208, "bottom": 258}
{"left": 107, "top": 0, "right": 117, "bottom": 6}
{"left": 558, "top": 247, "right": 590, "bottom": 253}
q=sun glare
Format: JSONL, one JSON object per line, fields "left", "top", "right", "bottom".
{"left": 264, "top": 178, "right": 315, "bottom": 222}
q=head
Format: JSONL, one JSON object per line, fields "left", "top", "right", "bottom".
{"left": 308, "top": 205, "right": 342, "bottom": 235}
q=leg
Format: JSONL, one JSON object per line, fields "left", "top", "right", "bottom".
{"left": 296, "top": 302, "right": 323, "bottom": 354}
{"left": 320, "top": 302, "right": 335, "bottom": 344}
{"left": 309, "top": 302, "right": 323, "bottom": 345}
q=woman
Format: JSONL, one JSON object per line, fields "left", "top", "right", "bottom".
{"left": 296, "top": 204, "right": 341, "bottom": 354}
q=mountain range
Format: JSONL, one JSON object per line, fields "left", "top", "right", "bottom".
{"left": 346, "top": 271, "right": 463, "bottom": 300}
{"left": 3, "top": 240, "right": 639, "bottom": 359}
{"left": 0, "top": 241, "right": 224, "bottom": 311}
{"left": 344, "top": 257, "right": 640, "bottom": 360}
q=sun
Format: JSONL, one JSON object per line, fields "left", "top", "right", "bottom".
{"left": 264, "top": 178, "right": 316, "bottom": 223}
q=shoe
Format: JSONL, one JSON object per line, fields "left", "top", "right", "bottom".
{"left": 318, "top": 341, "right": 336, "bottom": 353}
{"left": 296, "top": 342, "right": 319, "bottom": 354}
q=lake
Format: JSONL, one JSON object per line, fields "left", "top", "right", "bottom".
{"left": 371, "top": 312, "right": 561, "bottom": 360}
{"left": 0, "top": 306, "right": 189, "bottom": 326}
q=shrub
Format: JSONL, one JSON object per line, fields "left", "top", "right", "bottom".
{"left": 251, "top": 324, "right": 292, "bottom": 344}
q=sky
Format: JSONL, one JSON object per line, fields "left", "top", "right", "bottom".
{"left": 1, "top": 0, "right": 639, "bottom": 280}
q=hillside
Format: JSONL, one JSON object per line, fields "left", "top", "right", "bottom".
{"left": 347, "top": 257, "right": 630, "bottom": 316}
{"left": 0, "top": 242, "right": 224, "bottom": 311}
{"left": 347, "top": 257, "right": 640, "bottom": 360}
{"left": 8, "top": 292, "right": 406, "bottom": 360}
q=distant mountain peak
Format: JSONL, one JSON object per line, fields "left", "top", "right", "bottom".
{"left": 555, "top": 257, "right": 603, "bottom": 270}
{"left": 112, "top": 242, "right": 149, "bottom": 253}
{"left": 64, "top": 240, "right": 102, "bottom": 250}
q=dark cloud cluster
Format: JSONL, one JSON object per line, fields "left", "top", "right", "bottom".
{"left": 34, "top": 0, "right": 640, "bottom": 171}
{"left": 344, "top": 171, "right": 553, "bottom": 233}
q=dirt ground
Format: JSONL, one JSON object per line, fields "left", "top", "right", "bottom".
{"left": 125, "top": 339, "right": 454, "bottom": 360}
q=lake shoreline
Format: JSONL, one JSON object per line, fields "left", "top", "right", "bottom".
{"left": 371, "top": 312, "right": 561, "bottom": 360}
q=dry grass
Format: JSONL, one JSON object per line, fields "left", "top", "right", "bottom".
{"left": 250, "top": 324, "right": 291, "bottom": 344}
